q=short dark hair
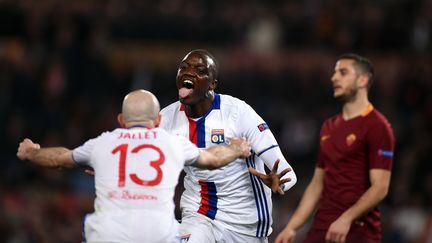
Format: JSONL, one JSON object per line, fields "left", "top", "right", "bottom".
{"left": 191, "top": 49, "right": 219, "bottom": 80}
{"left": 337, "top": 53, "right": 374, "bottom": 89}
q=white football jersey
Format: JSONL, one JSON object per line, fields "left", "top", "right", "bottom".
{"left": 160, "top": 93, "right": 296, "bottom": 237}
{"left": 73, "top": 127, "right": 199, "bottom": 242}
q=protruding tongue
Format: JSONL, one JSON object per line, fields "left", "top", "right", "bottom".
{"left": 179, "top": 87, "right": 193, "bottom": 98}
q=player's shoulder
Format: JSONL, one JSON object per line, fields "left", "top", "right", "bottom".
{"left": 219, "top": 93, "right": 245, "bottom": 104}
{"left": 160, "top": 101, "right": 181, "bottom": 115}
{"left": 367, "top": 108, "right": 393, "bottom": 128}
{"left": 323, "top": 113, "right": 341, "bottom": 125}
{"left": 155, "top": 127, "right": 191, "bottom": 148}
{"left": 218, "top": 94, "right": 257, "bottom": 123}
{"left": 153, "top": 127, "right": 171, "bottom": 137}
{"left": 319, "top": 113, "right": 342, "bottom": 133}
{"left": 219, "top": 93, "right": 251, "bottom": 111}
{"left": 97, "top": 129, "right": 117, "bottom": 138}
{"left": 369, "top": 108, "right": 390, "bottom": 121}
{"left": 82, "top": 129, "right": 119, "bottom": 146}
{"left": 150, "top": 128, "right": 171, "bottom": 143}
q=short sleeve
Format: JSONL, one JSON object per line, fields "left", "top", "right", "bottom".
{"left": 367, "top": 121, "right": 395, "bottom": 170}
{"left": 177, "top": 135, "right": 200, "bottom": 166}
{"left": 72, "top": 138, "right": 97, "bottom": 166}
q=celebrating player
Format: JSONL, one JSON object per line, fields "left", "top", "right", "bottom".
{"left": 275, "top": 54, "right": 395, "bottom": 243}
{"left": 17, "top": 89, "right": 252, "bottom": 243}
{"left": 160, "top": 49, "right": 297, "bottom": 242}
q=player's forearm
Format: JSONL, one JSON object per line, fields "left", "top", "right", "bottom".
{"left": 259, "top": 147, "right": 296, "bottom": 191}
{"left": 26, "top": 147, "right": 73, "bottom": 169}
{"left": 287, "top": 181, "right": 323, "bottom": 230}
{"left": 340, "top": 169, "right": 391, "bottom": 223}
{"left": 204, "top": 144, "right": 241, "bottom": 169}
{"left": 339, "top": 182, "right": 389, "bottom": 223}
{"left": 279, "top": 161, "right": 297, "bottom": 191}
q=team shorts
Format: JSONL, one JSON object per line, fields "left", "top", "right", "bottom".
{"left": 179, "top": 211, "right": 268, "bottom": 243}
{"left": 83, "top": 210, "right": 180, "bottom": 243}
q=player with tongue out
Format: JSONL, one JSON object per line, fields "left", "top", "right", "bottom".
{"left": 160, "top": 49, "right": 297, "bottom": 243}
{"left": 178, "top": 77, "right": 195, "bottom": 99}
{"left": 175, "top": 49, "right": 219, "bottom": 117}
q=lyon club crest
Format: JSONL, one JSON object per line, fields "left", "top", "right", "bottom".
{"left": 211, "top": 129, "right": 225, "bottom": 144}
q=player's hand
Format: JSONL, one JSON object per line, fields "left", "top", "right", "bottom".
{"left": 17, "top": 138, "right": 41, "bottom": 161}
{"left": 229, "top": 137, "right": 251, "bottom": 158}
{"left": 325, "top": 215, "right": 352, "bottom": 243}
{"left": 275, "top": 226, "right": 297, "bottom": 243}
{"left": 248, "top": 159, "right": 291, "bottom": 195}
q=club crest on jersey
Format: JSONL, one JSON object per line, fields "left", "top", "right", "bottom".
{"left": 257, "top": 123, "right": 269, "bottom": 132}
{"left": 211, "top": 129, "right": 225, "bottom": 144}
{"left": 346, "top": 133, "right": 356, "bottom": 146}
{"left": 321, "top": 135, "right": 330, "bottom": 142}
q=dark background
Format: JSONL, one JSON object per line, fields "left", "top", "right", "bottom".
{"left": 1, "top": 0, "right": 431, "bottom": 242}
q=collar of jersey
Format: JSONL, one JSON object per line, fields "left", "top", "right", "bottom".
{"left": 179, "top": 93, "right": 221, "bottom": 121}
{"left": 361, "top": 103, "right": 374, "bottom": 117}
{"left": 127, "top": 125, "right": 150, "bottom": 129}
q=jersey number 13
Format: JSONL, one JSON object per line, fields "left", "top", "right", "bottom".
{"left": 112, "top": 144, "right": 165, "bottom": 187}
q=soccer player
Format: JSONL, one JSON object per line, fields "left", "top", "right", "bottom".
{"left": 16, "top": 89, "right": 252, "bottom": 243}
{"left": 160, "top": 49, "right": 297, "bottom": 243}
{"left": 275, "top": 53, "right": 395, "bottom": 243}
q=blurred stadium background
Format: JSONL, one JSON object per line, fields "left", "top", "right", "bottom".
{"left": 1, "top": 0, "right": 431, "bottom": 242}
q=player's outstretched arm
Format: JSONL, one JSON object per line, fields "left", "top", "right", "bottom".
{"left": 275, "top": 167, "right": 325, "bottom": 243}
{"left": 17, "top": 138, "right": 76, "bottom": 169}
{"left": 249, "top": 145, "right": 297, "bottom": 194}
{"left": 195, "top": 137, "right": 251, "bottom": 170}
{"left": 248, "top": 160, "right": 291, "bottom": 195}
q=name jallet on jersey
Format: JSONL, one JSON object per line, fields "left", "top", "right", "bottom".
{"left": 116, "top": 131, "right": 158, "bottom": 139}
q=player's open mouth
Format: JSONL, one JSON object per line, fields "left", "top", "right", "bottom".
{"left": 179, "top": 79, "right": 194, "bottom": 99}
{"left": 183, "top": 80, "right": 194, "bottom": 89}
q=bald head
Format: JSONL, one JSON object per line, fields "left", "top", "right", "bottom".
{"left": 121, "top": 90, "right": 160, "bottom": 127}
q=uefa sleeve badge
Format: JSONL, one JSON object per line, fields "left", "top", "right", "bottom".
{"left": 257, "top": 123, "right": 269, "bottom": 132}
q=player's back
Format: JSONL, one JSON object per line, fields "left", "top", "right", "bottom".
{"left": 75, "top": 127, "right": 195, "bottom": 242}
{"left": 90, "top": 128, "right": 184, "bottom": 212}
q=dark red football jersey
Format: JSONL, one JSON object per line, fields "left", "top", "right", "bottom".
{"left": 311, "top": 104, "right": 395, "bottom": 240}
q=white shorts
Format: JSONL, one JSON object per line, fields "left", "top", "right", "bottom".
{"left": 179, "top": 212, "right": 268, "bottom": 243}
{"left": 84, "top": 210, "right": 180, "bottom": 243}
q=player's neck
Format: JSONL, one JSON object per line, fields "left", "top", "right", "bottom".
{"left": 184, "top": 95, "right": 214, "bottom": 118}
{"left": 342, "top": 94, "right": 370, "bottom": 120}
{"left": 125, "top": 122, "right": 154, "bottom": 129}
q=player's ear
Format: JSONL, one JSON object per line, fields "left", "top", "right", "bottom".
{"left": 209, "top": 79, "right": 218, "bottom": 91}
{"left": 358, "top": 74, "right": 369, "bottom": 89}
{"left": 117, "top": 113, "right": 126, "bottom": 128}
{"left": 154, "top": 114, "right": 161, "bottom": 128}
